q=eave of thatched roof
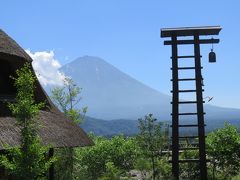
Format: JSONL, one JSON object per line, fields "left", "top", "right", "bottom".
{"left": 0, "top": 30, "right": 32, "bottom": 62}
{"left": 0, "top": 109, "right": 93, "bottom": 150}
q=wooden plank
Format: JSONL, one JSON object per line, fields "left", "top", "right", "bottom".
{"left": 161, "top": 26, "right": 222, "bottom": 37}
{"left": 178, "top": 90, "right": 197, "bottom": 93}
{"left": 177, "top": 78, "right": 196, "bottom": 81}
{"left": 180, "top": 147, "right": 199, "bottom": 150}
{"left": 177, "top": 136, "right": 207, "bottom": 139}
{"left": 178, "top": 159, "right": 200, "bottom": 163}
{"left": 171, "top": 67, "right": 203, "bottom": 70}
{"left": 172, "top": 113, "right": 198, "bottom": 115}
{"left": 171, "top": 89, "right": 204, "bottom": 93}
{"left": 171, "top": 55, "right": 202, "bottom": 59}
{"left": 178, "top": 136, "right": 199, "bottom": 138}
{"left": 178, "top": 113, "right": 205, "bottom": 115}
{"left": 169, "top": 159, "right": 200, "bottom": 163}
{"left": 164, "top": 38, "right": 219, "bottom": 45}
{"left": 171, "top": 78, "right": 202, "bottom": 81}
{"left": 177, "top": 124, "right": 206, "bottom": 127}
{"left": 171, "top": 101, "right": 205, "bottom": 104}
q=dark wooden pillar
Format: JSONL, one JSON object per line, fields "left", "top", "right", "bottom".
{"left": 49, "top": 148, "right": 54, "bottom": 180}
{"left": 171, "top": 35, "right": 179, "bottom": 179}
{"left": 194, "top": 34, "right": 207, "bottom": 180}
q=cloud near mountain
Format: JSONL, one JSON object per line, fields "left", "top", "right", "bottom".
{"left": 30, "top": 54, "right": 240, "bottom": 125}
{"left": 25, "top": 50, "right": 66, "bottom": 86}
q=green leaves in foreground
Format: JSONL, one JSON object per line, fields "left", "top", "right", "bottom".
{"left": 206, "top": 123, "right": 240, "bottom": 179}
{"left": 137, "top": 114, "right": 169, "bottom": 180}
{"left": 74, "top": 135, "right": 140, "bottom": 179}
{"left": 9, "top": 63, "right": 44, "bottom": 123}
{"left": 0, "top": 63, "right": 55, "bottom": 179}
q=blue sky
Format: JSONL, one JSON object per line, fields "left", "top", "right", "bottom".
{"left": 1, "top": 1, "right": 240, "bottom": 108}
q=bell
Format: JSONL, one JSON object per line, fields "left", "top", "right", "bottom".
{"left": 209, "top": 49, "right": 216, "bottom": 63}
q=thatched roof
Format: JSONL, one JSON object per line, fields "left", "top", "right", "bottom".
{"left": 0, "top": 30, "right": 32, "bottom": 62}
{"left": 0, "top": 110, "right": 92, "bottom": 149}
{"left": 0, "top": 29, "right": 93, "bottom": 149}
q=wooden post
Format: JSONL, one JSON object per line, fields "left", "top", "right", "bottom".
{"left": 171, "top": 35, "right": 179, "bottom": 179}
{"left": 49, "top": 148, "right": 54, "bottom": 180}
{"left": 194, "top": 34, "right": 207, "bottom": 180}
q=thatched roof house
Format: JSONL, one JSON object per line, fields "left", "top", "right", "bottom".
{"left": 0, "top": 29, "right": 93, "bottom": 149}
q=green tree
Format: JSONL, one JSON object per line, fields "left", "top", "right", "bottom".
{"left": 206, "top": 123, "right": 240, "bottom": 179}
{"left": 179, "top": 148, "right": 199, "bottom": 179}
{"left": 51, "top": 77, "right": 87, "bottom": 179}
{"left": 74, "top": 135, "right": 140, "bottom": 179}
{"left": 99, "top": 162, "right": 122, "bottom": 180}
{"left": 51, "top": 77, "right": 87, "bottom": 124}
{"left": 134, "top": 157, "right": 151, "bottom": 179}
{"left": 137, "top": 114, "right": 169, "bottom": 180}
{"left": 0, "top": 63, "right": 54, "bottom": 179}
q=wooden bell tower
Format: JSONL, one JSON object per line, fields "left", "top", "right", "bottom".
{"left": 161, "top": 26, "right": 221, "bottom": 179}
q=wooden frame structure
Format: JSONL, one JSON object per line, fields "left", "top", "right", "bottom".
{"left": 161, "top": 26, "right": 221, "bottom": 179}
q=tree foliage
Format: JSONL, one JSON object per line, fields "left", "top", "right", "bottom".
{"left": 74, "top": 135, "right": 140, "bottom": 179}
{"left": 179, "top": 148, "right": 199, "bottom": 179}
{"left": 51, "top": 77, "right": 87, "bottom": 179}
{"left": 99, "top": 162, "right": 122, "bottom": 180}
{"left": 206, "top": 123, "right": 240, "bottom": 179}
{"left": 0, "top": 63, "right": 54, "bottom": 179}
{"left": 51, "top": 77, "right": 87, "bottom": 124}
{"left": 137, "top": 114, "right": 169, "bottom": 179}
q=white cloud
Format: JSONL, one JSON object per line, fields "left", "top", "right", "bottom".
{"left": 25, "top": 49, "right": 67, "bottom": 86}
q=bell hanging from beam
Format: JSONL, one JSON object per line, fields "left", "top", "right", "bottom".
{"left": 209, "top": 49, "right": 216, "bottom": 63}
{"left": 209, "top": 39, "right": 216, "bottom": 63}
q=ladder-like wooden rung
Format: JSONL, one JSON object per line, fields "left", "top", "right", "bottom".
{"left": 171, "top": 89, "right": 204, "bottom": 93}
{"left": 178, "top": 113, "right": 198, "bottom": 115}
{"left": 178, "top": 124, "right": 206, "bottom": 127}
{"left": 171, "top": 113, "right": 206, "bottom": 116}
{"left": 164, "top": 38, "right": 220, "bottom": 45}
{"left": 171, "top": 143, "right": 199, "bottom": 147}
{"left": 171, "top": 67, "right": 203, "bottom": 70}
{"left": 180, "top": 147, "right": 199, "bottom": 150}
{"left": 178, "top": 136, "right": 199, "bottom": 139}
{"left": 179, "top": 159, "right": 200, "bottom": 163}
{"left": 171, "top": 55, "right": 202, "bottom": 59}
{"left": 169, "top": 159, "right": 200, "bottom": 163}
{"left": 171, "top": 101, "right": 205, "bottom": 104}
{"left": 173, "top": 112, "right": 206, "bottom": 116}
{"left": 169, "top": 159, "right": 210, "bottom": 163}
{"left": 171, "top": 136, "right": 199, "bottom": 139}
{"left": 171, "top": 78, "right": 196, "bottom": 81}
{"left": 179, "top": 101, "right": 205, "bottom": 104}
{"left": 171, "top": 124, "right": 206, "bottom": 128}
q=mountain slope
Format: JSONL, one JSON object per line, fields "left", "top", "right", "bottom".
{"left": 60, "top": 56, "right": 171, "bottom": 120}
{"left": 60, "top": 56, "right": 240, "bottom": 122}
{"left": 81, "top": 116, "right": 139, "bottom": 136}
{"left": 80, "top": 117, "right": 240, "bottom": 136}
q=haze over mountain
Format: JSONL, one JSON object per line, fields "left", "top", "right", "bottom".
{"left": 60, "top": 56, "right": 171, "bottom": 120}
{"left": 59, "top": 56, "right": 240, "bottom": 123}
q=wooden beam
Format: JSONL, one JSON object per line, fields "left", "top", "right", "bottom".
{"left": 161, "top": 26, "right": 222, "bottom": 37}
{"left": 49, "top": 148, "right": 54, "bottom": 180}
{"left": 164, "top": 38, "right": 219, "bottom": 45}
{"left": 171, "top": 35, "right": 180, "bottom": 180}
